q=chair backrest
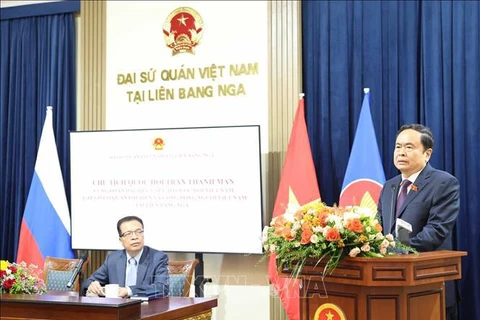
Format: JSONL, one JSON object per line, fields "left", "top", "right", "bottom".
{"left": 167, "top": 259, "right": 199, "bottom": 297}
{"left": 43, "top": 256, "right": 89, "bottom": 292}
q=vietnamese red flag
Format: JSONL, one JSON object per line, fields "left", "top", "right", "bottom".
{"left": 268, "top": 97, "right": 321, "bottom": 320}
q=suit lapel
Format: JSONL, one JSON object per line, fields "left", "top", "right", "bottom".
{"left": 397, "top": 164, "right": 432, "bottom": 219}
{"left": 117, "top": 251, "right": 127, "bottom": 286}
{"left": 136, "top": 246, "right": 149, "bottom": 285}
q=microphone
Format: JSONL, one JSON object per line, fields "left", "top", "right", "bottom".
{"left": 66, "top": 253, "right": 88, "bottom": 288}
{"left": 389, "top": 184, "right": 397, "bottom": 233}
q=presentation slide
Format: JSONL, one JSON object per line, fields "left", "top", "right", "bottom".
{"left": 70, "top": 126, "right": 263, "bottom": 254}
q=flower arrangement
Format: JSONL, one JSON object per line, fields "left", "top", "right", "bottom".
{"left": 262, "top": 201, "right": 416, "bottom": 278}
{"left": 0, "top": 260, "right": 46, "bottom": 294}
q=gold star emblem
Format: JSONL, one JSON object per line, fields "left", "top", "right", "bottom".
{"left": 177, "top": 14, "right": 189, "bottom": 26}
{"left": 287, "top": 186, "right": 320, "bottom": 211}
{"left": 314, "top": 303, "right": 345, "bottom": 320}
{"left": 288, "top": 187, "right": 300, "bottom": 207}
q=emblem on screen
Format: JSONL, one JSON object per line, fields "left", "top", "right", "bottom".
{"left": 153, "top": 137, "right": 165, "bottom": 150}
{"left": 162, "top": 7, "right": 204, "bottom": 55}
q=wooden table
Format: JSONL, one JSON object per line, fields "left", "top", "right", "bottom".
{"left": 140, "top": 297, "right": 216, "bottom": 320}
{"left": 0, "top": 292, "right": 217, "bottom": 320}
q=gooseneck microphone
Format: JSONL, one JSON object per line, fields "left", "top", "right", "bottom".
{"left": 66, "top": 253, "right": 88, "bottom": 288}
{"left": 389, "top": 184, "right": 397, "bottom": 233}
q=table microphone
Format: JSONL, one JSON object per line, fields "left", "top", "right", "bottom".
{"left": 389, "top": 184, "right": 397, "bottom": 233}
{"left": 66, "top": 253, "right": 88, "bottom": 288}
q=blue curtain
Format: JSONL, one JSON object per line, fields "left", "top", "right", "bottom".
{"left": 302, "top": 1, "right": 479, "bottom": 319}
{"left": 0, "top": 13, "right": 76, "bottom": 262}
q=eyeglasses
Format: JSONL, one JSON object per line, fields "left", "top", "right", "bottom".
{"left": 120, "top": 229, "right": 144, "bottom": 238}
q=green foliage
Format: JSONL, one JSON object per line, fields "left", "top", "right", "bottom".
{"left": 261, "top": 201, "right": 417, "bottom": 278}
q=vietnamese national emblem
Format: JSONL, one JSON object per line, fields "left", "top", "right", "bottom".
{"left": 153, "top": 137, "right": 165, "bottom": 150}
{"left": 162, "top": 7, "right": 204, "bottom": 55}
{"left": 314, "top": 303, "right": 347, "bottom": 320}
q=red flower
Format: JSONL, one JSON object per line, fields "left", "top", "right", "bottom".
{"left": 0, "top": 261, "right": 46, "bottom": 294}
{"left": 3, "top": 278, "right": 15, "bottom": 290}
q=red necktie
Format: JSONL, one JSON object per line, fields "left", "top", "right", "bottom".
{"left": 396, "top": 180, "right": 412, "bottom": 217}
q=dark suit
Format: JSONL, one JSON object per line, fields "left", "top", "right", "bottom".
{"left": 81, "top": 246, "right": 169, "bottom": 297}
{"left": 377, "top": 163, "right": 460, "bottom": 308}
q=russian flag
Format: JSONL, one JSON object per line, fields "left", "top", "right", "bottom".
{"left": 16, "top": 106, "right": 74, "bottom": 267}
{"left": 339, "top": 89, "right": 386, "bottom": 211}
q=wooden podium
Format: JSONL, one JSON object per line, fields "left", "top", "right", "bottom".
{"left": 282, "top": 250, "right": 466, "bottom": 320}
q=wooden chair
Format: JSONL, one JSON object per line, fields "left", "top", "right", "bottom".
{"left": 43, "top": 256, "right": 89, "bottom": 292}
{"left": 167, "top": 259, "right": 199, "bottom": 297}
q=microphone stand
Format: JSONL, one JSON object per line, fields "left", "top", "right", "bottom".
{"left": 77, "top": 270, "right": 84, "bottom": 298}
{"left": 67, "top": 253, "right": 88, "bottom": 296}
{"left": 194, "top": 253, "right": 212, "bottom": 297}
{"left": 389, "top": 184, "right": 397, "bottom": 234}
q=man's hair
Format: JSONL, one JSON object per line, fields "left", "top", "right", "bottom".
{"left": 396, "top": 124, "right": 434, "bottom": 151}
{"left": 117, "top": 216, "right": 144, "bottom": 236}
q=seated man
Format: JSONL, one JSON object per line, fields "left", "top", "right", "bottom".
{"left": 81, "top": 215, "right": 169, "bottom": 298}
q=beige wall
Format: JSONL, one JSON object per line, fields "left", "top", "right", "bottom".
{"left": 80, "top": 1, "right": 302, "bottom": 319}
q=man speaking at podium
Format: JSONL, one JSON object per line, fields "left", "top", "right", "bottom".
{"left": 377, "top": 124, "right": 460, "bottom": 320}
{"left": 81, "top": 216, "right": 169, "bottom": 298}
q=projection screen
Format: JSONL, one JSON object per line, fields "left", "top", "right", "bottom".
{"left": 70, "top": 125, "right": 263, "bottom": 254}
